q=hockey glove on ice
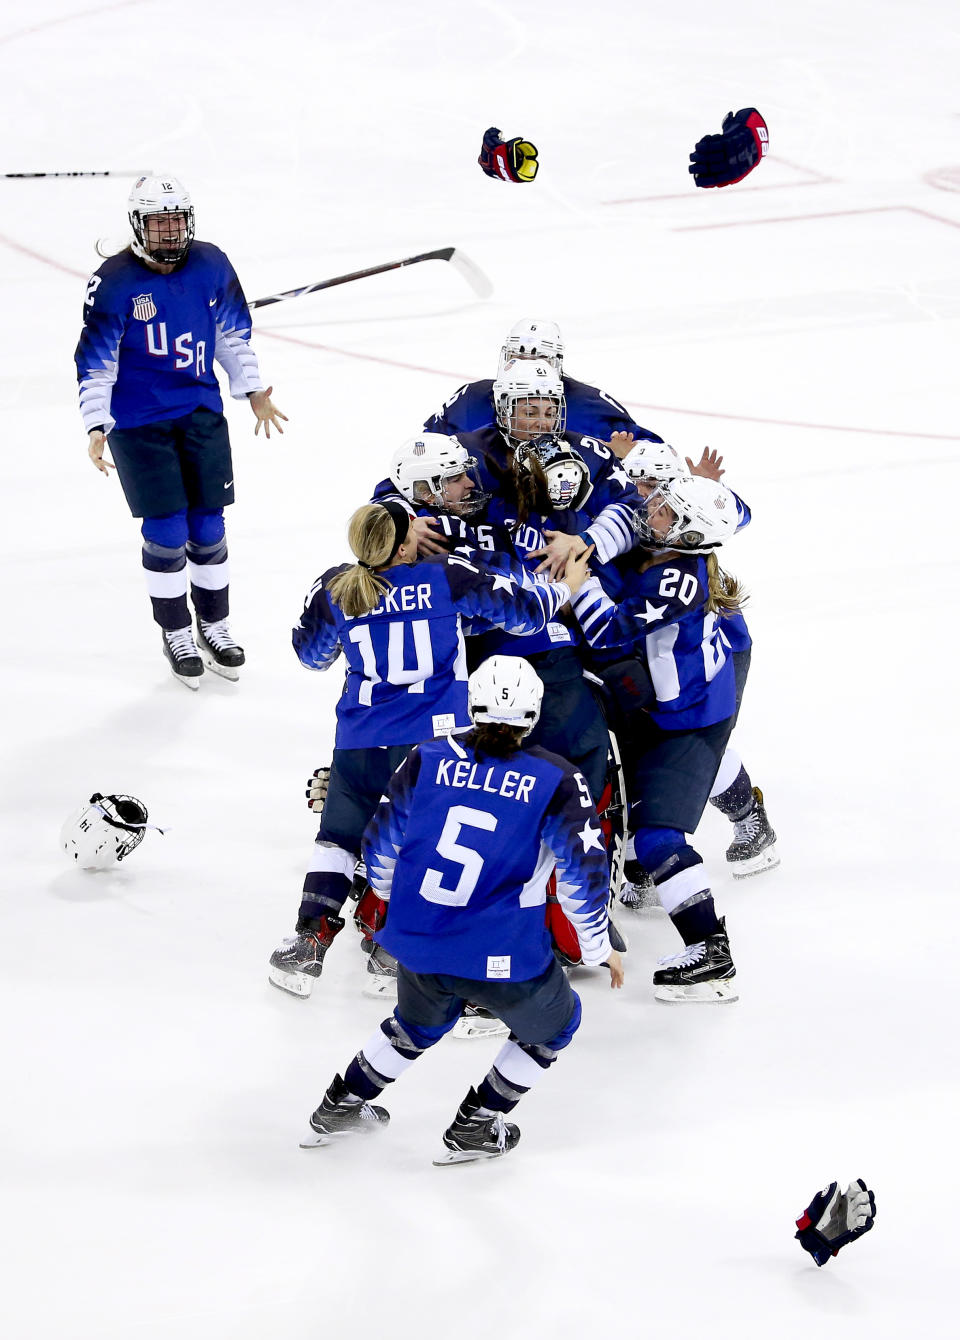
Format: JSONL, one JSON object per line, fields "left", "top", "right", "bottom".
{"left": 479, "top": 127, "right": 539, "bottom": 182}
{"left": 689, "top": 108, "right": 768, "bottom": 188}
{"left": 306, "top": 766, "right": 330, "bottom": 814}
{"left": 795, "top": 1179, "right": 877, "bottom": 1266}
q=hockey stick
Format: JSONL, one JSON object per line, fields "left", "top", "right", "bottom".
{"left": 249, "top": 246, "right": 493, "bottom": 308}
{"left": 3, "top": 170, "right": 147, "bottom": 179}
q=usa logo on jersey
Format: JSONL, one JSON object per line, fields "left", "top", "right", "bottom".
{"left": 132, "top": 293, "right": 157, "bottom": 321}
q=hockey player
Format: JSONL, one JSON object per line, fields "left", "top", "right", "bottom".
{"left": 568, "top": 475, "right": 746, "bottom": 1001}
{"left": 299, "top": 655, "right": 623, "bottom": 1163}
{"left": 618, "top": 440, "right": 777, "bottom": 885}
{"left": 268, "top": 500, "right": 594, "bottom": 998}
{"left": 424, "top": 317, "right": 664, "bottom": 449}
{"left": 75, "top": 175, "right": 286, "bottom": 689}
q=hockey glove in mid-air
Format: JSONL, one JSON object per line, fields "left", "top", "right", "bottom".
{"left": 305, "top": 766, "right": 330, "bottom": 814}
{"left": 795, "top": 1180, "right": 877, "bottom": 1266}
{"left": 689, "top": 108, "right": 768, "bottom": 188}
{"left": 478, "top": 127, "right": 539, "bottom": 182}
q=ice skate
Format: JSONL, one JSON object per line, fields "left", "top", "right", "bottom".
{"left": 268, "top": 917, "right": 344, "bottom": 997}
{"left": 653, "top": 917, "right": 738, "bottom": 1003}
{"left": 726, "top": 786, "right": 779, "bottom": 878}
{"left": 452, "top": 1005, "right": 510, "bottom": 1040}
{"left": 196, "top": 616, "right": 245, "bottom": 681}
{"left": 300, "top": 1074, "right": 390, "bottom": 1148}
{"left": 362, "top": 943, "right": 399, "bottom": 999}
{"left": 162, "top": 626, "right": 203, "bottom": 690}
{"left": 433, "top": 1087, "right": 520, "bottom": 1165}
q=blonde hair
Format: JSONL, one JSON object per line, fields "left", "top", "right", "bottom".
{"left": 705, "top": 552, "right": 746, "bottom": 616}
{"left": 326, "top": 504, "right": 404, "bottom": 618}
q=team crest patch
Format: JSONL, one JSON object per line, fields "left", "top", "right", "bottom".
{"left": 132, "top": 293, "right": 157, "bottom": 321}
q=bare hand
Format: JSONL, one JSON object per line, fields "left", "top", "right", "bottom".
{"left": 88, "top": 430, "right": 115, "bottom": 475}
{"left": 411, "top": 515, "right": 448, "bottom": 556}
{"left": 249, "top": 387, "right": 288, "bottom": 439}
{"left": 530, "top": 529, "right": 585, "bottom": 579}
{"left": 606, "top": 431, "right": 637, "bottom": 460}
{"left": 605, "top": 948, "right": 625, "bottom": 989}
{"left": 560, "top": 544, "right": 594, "bottom": 597}
{"left": 687, "top": 447, "right": 725, "bottom": 480}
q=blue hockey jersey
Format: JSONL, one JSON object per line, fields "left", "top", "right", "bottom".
{"left": 293, "top": 553, "right": 572, "bottom": 749}
{"left": 75, "top": 241, "right": 262, "bottom": 433}
{"left": 425, "top": 374, "right": 664, "bottom": 446}
{"left": 571, "top": 555, "right": 737, "bottom": 730}
{"left": 364, "top": 735, "right": 611, "bottom": 980}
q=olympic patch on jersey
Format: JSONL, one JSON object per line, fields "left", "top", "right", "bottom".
{"left": 132, "top": 293, "right": 157, "bottom": 322}
{"left": 486, "top": 955, "right": 511, "bottom": 979}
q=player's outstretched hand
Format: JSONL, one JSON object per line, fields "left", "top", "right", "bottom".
{"left": 88, "top": 430, "right": 116, "bottom": 475}
{"left": 478, "top": 127, "right": 539, "bottom": 183}
{"left": 604, "top": 948, "right": 625, "bottom": 989}
{"left": 795, "top": 1179, "right": 876, "bottom": 1266}
{"left": 606, "top": 431, "right": 637, "bottom": 460}
{"left": 530, "top": 529, "right": 587, "bottom": 579}
{"left": 250, "top": 387, "right": 288, "bottom": 438}
{"left": 306, "top": 766, "right": 330, "bottom": 814}
{"left": 689, "top": 108, "right": 768, "bottom": 188}
{"left": 687, "top": 447, "right": 725, "bottom": 480}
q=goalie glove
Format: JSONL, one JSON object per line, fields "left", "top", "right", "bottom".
{"left": 795, "top": 1179, "right": 877, "bottom": 1267}
{"left": 688, "top": 108, "right": 768, "bottom": 188}
{"left": 478, "top": 127, "right": 539, "bottom": 183}
{"left": 305, "top": 766, "right": 330, "bottom": 814}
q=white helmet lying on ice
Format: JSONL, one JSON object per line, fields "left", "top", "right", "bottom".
{"left": 468, "top": 655, "right": 544, "bottom": 737}
{"left": 498, "top": 318, "right": 565, "bottom": 374}
{"left": 60, "top": 793, "right": 156, "bottom": 870}
{"left": 634, "top": 476, "right": 740, "bottom": 553}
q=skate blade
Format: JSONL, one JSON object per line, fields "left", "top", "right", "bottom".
{"left": 199, "top": 650, "right": 240, "bottom": 681}
{"left": 299, "top": 1132, "right": 333, "bottom": 1148}
{"left": 432, "top": 1148, "right": 506, "bottom": 1165}
{"left": 169, "top": 669, "right": 202, "bottom": 691}
{"left": 729, "top": 845, "right": 780, "bottom": 879}
{"left": 654, "top": 978, "right": 739, "bottom": 1004}
{"left": 452, "top": 1017, "right": 510, "bottom": 1040}
{"left": 362, "top": 975, "right": 398, "bottom": 1000}
{"left": 268, "top": 967, "right": 313, "bottom": 998}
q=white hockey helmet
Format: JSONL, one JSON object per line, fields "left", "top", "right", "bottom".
{"left": 468, "top": 656, "right": 544, "bottom": 736}
{"left": 60, "top": 793, "right": 150, "bottom": 870}
{"left": 493, "top": 358, "right": 566, "bottom": 445}
{"left": 499, "top": 318, "right": 564, "bottom": 373}
{"left": 128, "top": 174, "right": 195, "bottom": 264}
{"left": 514, "top": 434, "right": 593, "bottom": 511}
{"left": 389, "top": 433, "right": 489, "bottom": 516}
{"left": 634, "top": 476, "right": 740, "bottom": 553}
{"left": 622, "top": 440, "right": 691, "bottom": 486}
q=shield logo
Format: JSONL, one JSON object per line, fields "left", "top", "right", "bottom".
{"left": 132, "top": 293, "right": 157, "bottom": 321}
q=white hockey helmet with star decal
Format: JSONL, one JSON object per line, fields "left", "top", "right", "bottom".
{"left": 634, "top": 476, "right": 740, "bottom": 553}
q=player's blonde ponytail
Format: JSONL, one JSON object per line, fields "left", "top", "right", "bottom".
{"left": 327, "top": 503, "right": 410, "bottom": 618}
{"left": 705, "top": 552, "right": 746, "bottom": 615}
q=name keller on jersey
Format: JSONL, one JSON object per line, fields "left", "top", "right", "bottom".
{"left": 434, "top": 758, "right": 537, "bottom": 803}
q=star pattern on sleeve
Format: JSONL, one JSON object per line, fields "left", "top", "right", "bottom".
{"left": 577, "top": 822, "right": 606, "bottom": 853}
{"left": 491, "top": 572, "right": 518, "bottom": 593}
{"left": 633, "top": 600, "right": 668, "bottom": 624}
{"left": 608, "top": 463, "right": 631, "bottom": 490}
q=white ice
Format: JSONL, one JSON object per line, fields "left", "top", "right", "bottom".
{"left": 1, "top": 2, "right": 958, "bottom": 1336}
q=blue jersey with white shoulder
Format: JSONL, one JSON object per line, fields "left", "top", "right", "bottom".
{"left": 75, "top": 242, "right": 262, "bottom": 433}
{"left": 425, "top": 374, "right": 664, "bottom": 445}
{"left": 364, "top": 735, "right": 611, "bottom": 980}
{"left": 293, "top": 553, "right": 572, "bottom": 749}
{"left": 571, "top": 555, "right": 737, "bottom": 730}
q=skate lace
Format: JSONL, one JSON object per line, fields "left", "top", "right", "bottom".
{"left": 732, "top": 808, "right": 762, "bottom": 843}
{"left": 488, "top": 1112, "right": 508, "bottom": 1151}
{"left": 656, "top": 941, "right": 706, "bottom": 969}
{"left": 165, "top": 626, "right": 198, "bottom": 658}
{"left": 200, "top": 618, "right": 238, "bottom": 651}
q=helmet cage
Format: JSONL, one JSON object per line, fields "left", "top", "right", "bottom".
{"left": 128, "top": 175, "right": 195, "bottom": 264}
{"left": 493, "top": 359, "right": 566, "bottom": 446}
{"left": 499, "top": 319, "right": 565, "bottom": 374}
{"left": 515, "top": 435, "right": 592, "bottom": 511}
{"left": 632, "top": 480, "right": 738, "bottom": 553}
{"left": 390, "top": 436, "right": 490, "bottom": 516}
{"left": 61, "top": 793, "right": 149, "bottom": 869}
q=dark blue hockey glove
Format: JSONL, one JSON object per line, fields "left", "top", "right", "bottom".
{"left": 689, "top": 108, "right": 768, "bottom": 188}
{"left": 478, "top": 127, "right": 539, "bottom": 183}
{"left": 795, "top": 1180, "right": 876, "bottom": 1266}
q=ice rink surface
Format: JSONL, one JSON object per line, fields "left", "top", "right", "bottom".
{"left": 1, "top": 1, "right": 958, "bottom": 1336}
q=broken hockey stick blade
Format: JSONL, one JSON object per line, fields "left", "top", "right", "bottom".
{"left": 250, "top": 246, "right": 493, "bottom": 309}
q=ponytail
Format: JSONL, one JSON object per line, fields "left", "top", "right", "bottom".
{"left": 705, "top": 551, "right": 746, "bottom": 615}
{"left": 463, "top": 723, "right": 528, "bottom": 759}
{"left": 326, "top": 503, "right": 407, "bottom": 618}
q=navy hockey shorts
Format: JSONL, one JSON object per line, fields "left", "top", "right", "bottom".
{"left": 318, "top": 744, "right": 415, "bottom": 854}
{"left": 732, "top": 648, "right": 751, "bottom": 726}
{"left": 108, "top": 406, "right": 235, "bottom": 518}
{"left": 625, "top": 712, "right": 736, "bottom": 835}
{"left": 396, "top": 958, "right": 580, "bottom": 1047}
{"left": 525, "top": 646, "right": 609, "bottom": 800}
